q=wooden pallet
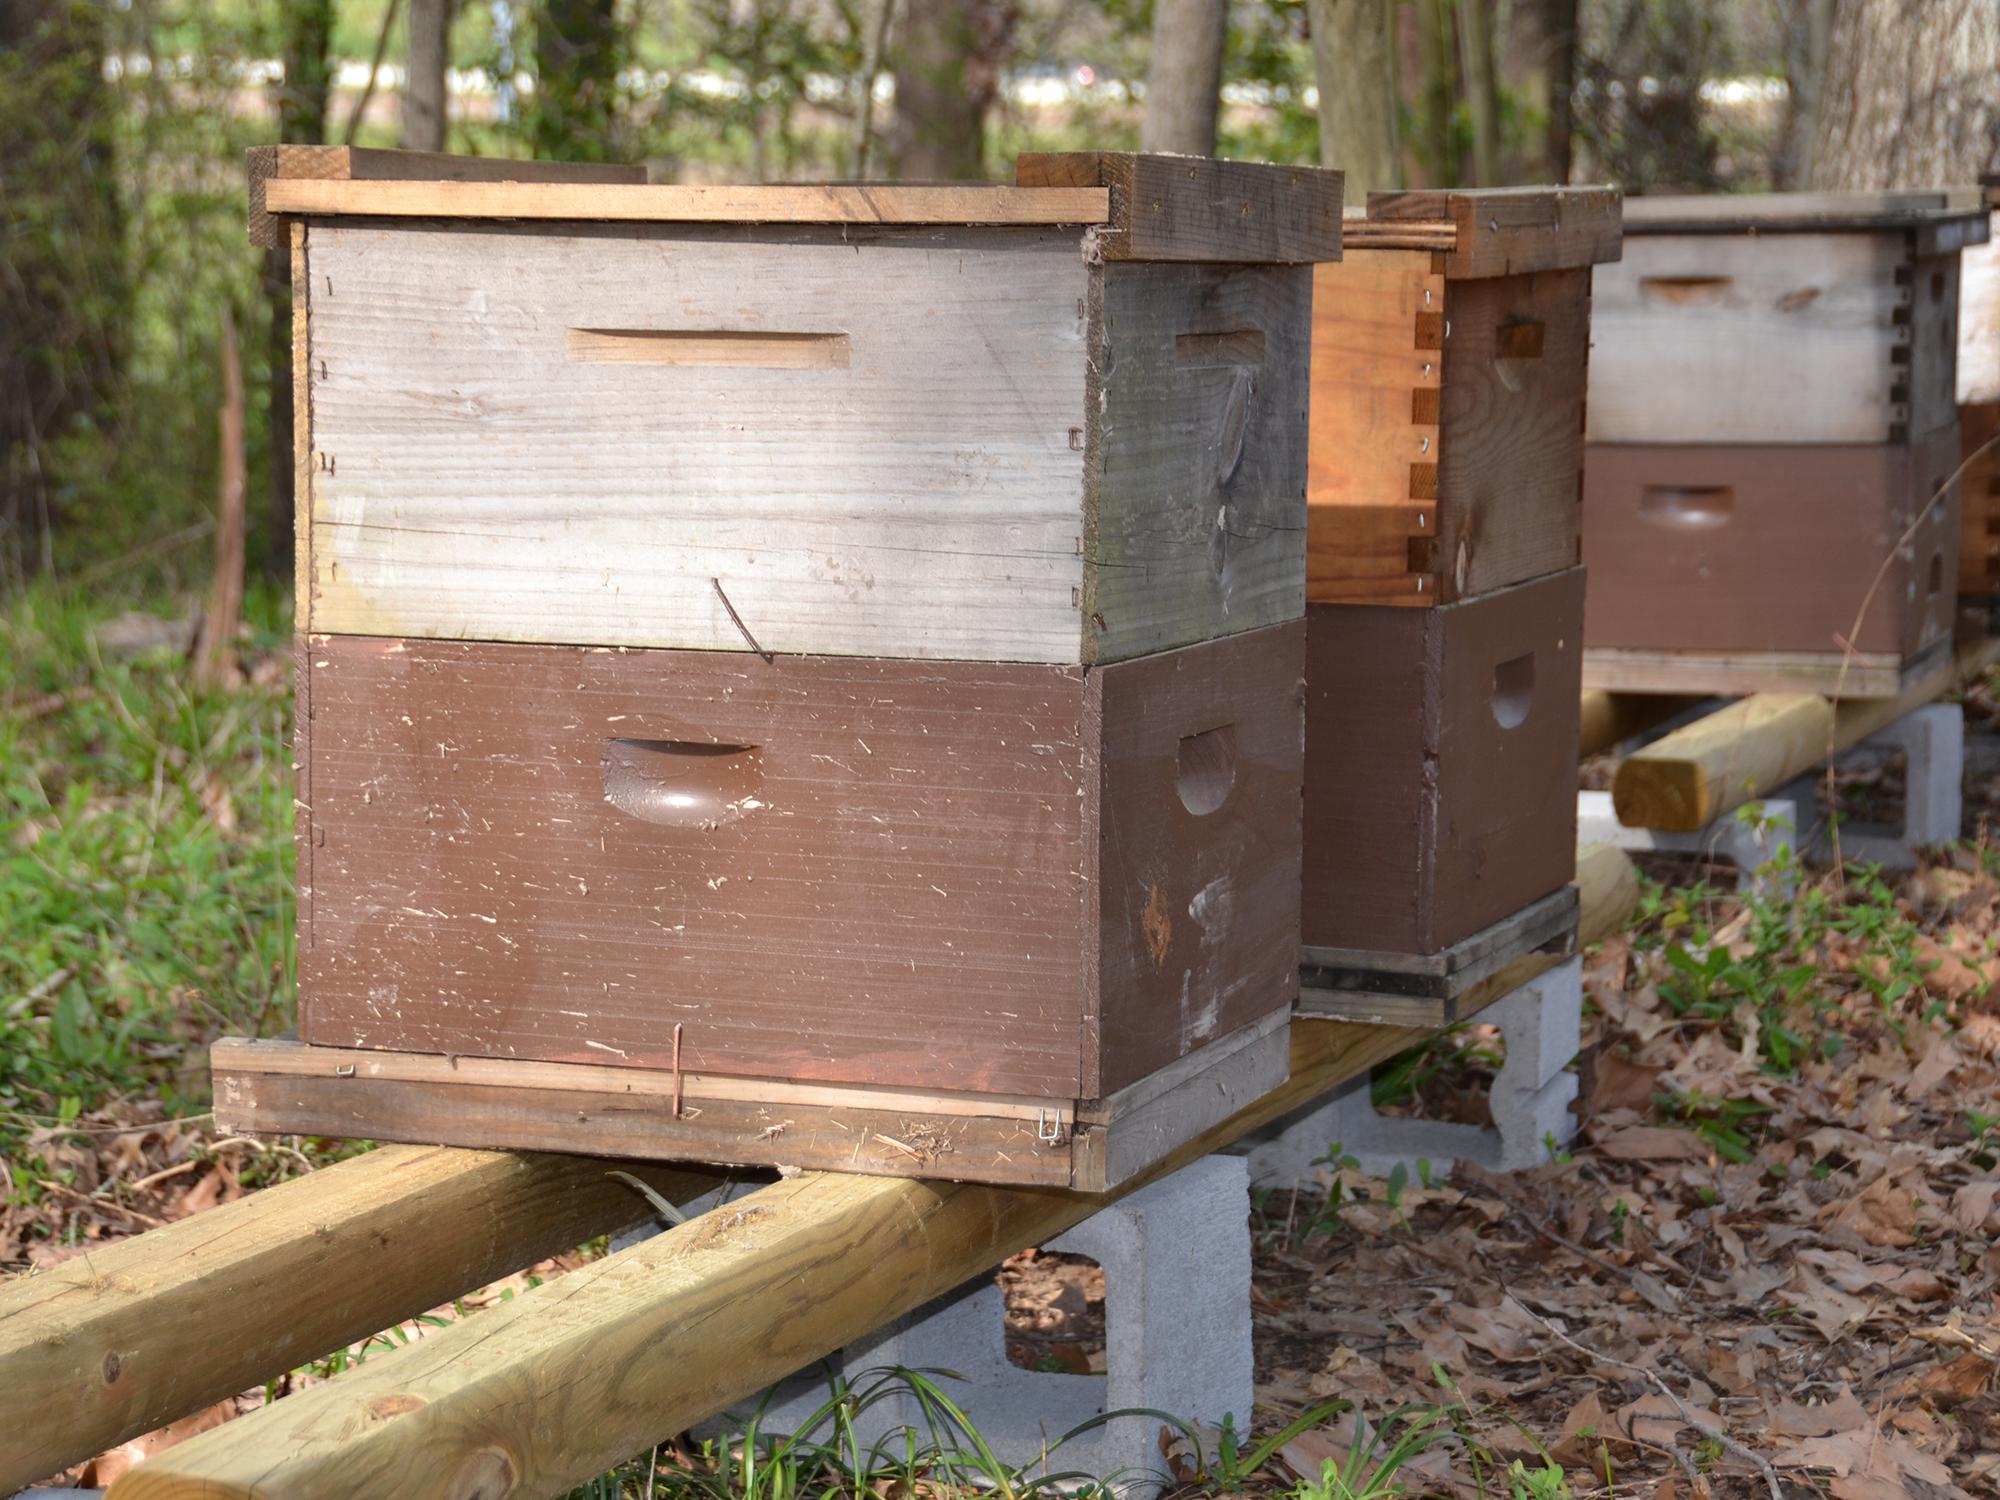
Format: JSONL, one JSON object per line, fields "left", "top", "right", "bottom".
{"left": 1297, "top": 884, "right": 1578, "bottom": 1027}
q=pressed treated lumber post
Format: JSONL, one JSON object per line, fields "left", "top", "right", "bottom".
{"left": 107, "top": 848, "right": 1639, "bottom": 1500}
{"left": 0, "top": 1146, "right": 719, "bottom": 1492}
{"left": 1612, "top": 637, "right": 2000, "bottom": 831}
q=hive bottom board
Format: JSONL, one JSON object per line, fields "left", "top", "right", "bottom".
{"left": 212, "top": 1008, "right": 1290, "bottom": 1192}
{"left": 1583, "top": 635, "right": 1950, "bottom": 698}
{"left": 1298, "top": 884, "right": 1578, "bottom": 1027}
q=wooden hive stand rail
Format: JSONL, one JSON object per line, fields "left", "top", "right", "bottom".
{"left": 1610, "top": 635, "right": 2000, "bottom": 832}
{"left": 0, "top": 1149, "right": 720, "bottom": 1494}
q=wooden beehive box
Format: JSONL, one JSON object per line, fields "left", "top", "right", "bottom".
{"left": 1299, "top": 569, "right": 1584, "bottom": 1023}
{"left": 214, "top": 148, "right": 1340, "bottom": 1191}
{"left": 1584, "top": 190, "right": 1989, "bottom": 696}
{"left": 1307, "top": 187, "right": 1621, "bottom": 606}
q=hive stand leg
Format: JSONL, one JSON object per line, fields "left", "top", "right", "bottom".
{"left": 1575, "top": 789, "right": 1801, "bottom": 899}
{"left": 1239, "top": 959, "right": 1584, "bottom": 1183}
{"left": 1779, "top": 702, "right": 1963, "bottom": 871}
{"left": 840, "top": 1155, "right": 1254, "bottom": 1498}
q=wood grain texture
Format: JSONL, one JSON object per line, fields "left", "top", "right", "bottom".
{"left": 302, "top": 221, "right": 1307, "bottom": 663}
{"left": 265, "top": 178, "right": 1109, "bottom": 226}
{"left": 1582, "top": 434, "right": 1960, "bottom": 674}
{"left": 1092, "top": 617, "right": 1303, "bottom": 1091}
{"left": 1432, "top": 268, "right": 1589, "bottom": 599}
{"left": 215, "top": 1010, "right": 1290, "bottom": 1191}
{"left": 1307, "top": 255, "right": 1588, "bottom": 604}
{"left": 1590, "top": 230, "right": 1916, "bottom": 444}
{"left": 1581, "top": 646, "right": 1920, "bottom": 698}
{"left": 297, "top": 625, "right": 1299, "bottom": 1102}
{"left": 247, "top": 144, "right": 648, "bottom": 246}
{"left": 1368, "top": 186, "right": 1623, "bottom": 278}
{"left": 0, "top": 1145, "right": 718, "bottom": 1494}
{"left": 1300, "top": 569, "right": 1583, "bottom": 956}
{"left": 1907, "top": 253, "right": 1964, "bottom": 441}
{"left": 303, "top": 221, "right": 1091, "bottom": 661}
{"left": 1612, "top": 634, "right": 2000, "bottom": 831}
{"left": 1015, "top": 151, "right": 1342, "bottom": 263}
{"left": 1084, "top": 261, "right": 1312, "bottom": 660}
{"left": 1959, "top": 402, "right": 2000, "bottom": 596}
{"left": 1305, "top": 251, "right": 1441, "bottom": 604}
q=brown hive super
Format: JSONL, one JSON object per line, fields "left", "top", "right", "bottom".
{"left": 217, "top": 148, "right": 1343, "bottom": 1190}
{"left": 1300, "top": 188, "right": 1621, "bottom": 1022}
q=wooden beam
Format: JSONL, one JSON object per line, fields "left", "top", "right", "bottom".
{"left": 247, "top": 145, "right": 648, "bottom": 247}
{"left": 0, "top": 1147, "right": 719, "bottom": 1493}
{"left": 1612, "top": 636, "right": 2000, "bottom": 831}
{"left": 1365, "top": 185, "right": 1623, "bottom": 277}
{"left": 1577, "top": 689, "right": 1700, "bottom": 758}
{"left": 107, "top": 849, "right": 1640, "bottom": 1500}
{"left": 1015, "top": 152, "right": 1342, "bottom": 262}
{"left": 261, "top": 178, "right": 1110, "bottom": 227}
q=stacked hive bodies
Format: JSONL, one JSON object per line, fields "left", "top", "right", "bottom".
{"left": 215, "top": 149, "right": 1345, "bottom": 1190}
{"left": 1584, "top": 191, "right": 1990, "bottom": 697}
{"left": 1299, "top": 188, "right": 1622, "bottom": 1023}
{"left": 1957, "top": 176, "right": 2000, "bottom": 616}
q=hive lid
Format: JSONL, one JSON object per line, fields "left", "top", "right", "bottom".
{"left": 1340, "top": 186, "right": 1623, "bottom": 277}
{"left": 1624, "top": 189, "right": 1991, "bottom": 244}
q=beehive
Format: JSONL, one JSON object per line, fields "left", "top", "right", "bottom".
{"left": 1299, "top": 189, "right": 1617, "bottom": 1022}
{"left": 1584, "top": 190, "right": 1989, "bottom": 695}
{"left": 215, "top": 148, "right": 1341, "bottom": 1191}
{"left": 1956, "top": 176, "right": 2000, "bottom": 608}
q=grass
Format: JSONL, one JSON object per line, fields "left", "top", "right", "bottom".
{"left": 0, "top": 580, "right": 295, "bottom": 1170}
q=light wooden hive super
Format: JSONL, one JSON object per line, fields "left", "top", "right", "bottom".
{"left": 214, "top": 147, "right": 1343, "bottom": 1191}
{"left": 1583, "top": 190, "right": 1991, "bottom": 697}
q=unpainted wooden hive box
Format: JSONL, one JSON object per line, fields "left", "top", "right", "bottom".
{"left": 217, "top": 148, "right": 1343, "bottom": 1191}
{"left": 1583, "top": 190, "right": 1990, "bottom": 697}
{"left": 1296, "top": 188, "right": 1615, "bottom": 1019}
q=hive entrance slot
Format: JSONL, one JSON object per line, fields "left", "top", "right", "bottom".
{"left": 1638, "top": 275, "right": 1733, "bottom": 306}
{"left": 566, "top": 328, "right": 852, "bottom": 369}
{"left": 1176, "top": 725, "right": 1237, "bottom": 816}
{"left": 603, "top": 738, "right": 764, "bottom": 826}
{"left": 1174, "top": 329, "right": 1266, "bottom": 366}
{"left": 1490, "top": 654, "right": 1535, "bottom": 730}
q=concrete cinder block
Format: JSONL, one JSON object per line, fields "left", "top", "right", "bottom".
{"left": 1577, "top": 788, "right": 1800, "bottom": 897}
{"left": 1240, "top": 959, "right": 1584, "bottom": 1183}
{"left": 1787, "top": 701, "right": 1963, "bottom": 870}
{"left": 842, "top": 1155, "right": 1254, "bottom": 1496}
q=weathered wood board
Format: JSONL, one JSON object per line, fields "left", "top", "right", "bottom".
{"left": 1582, "top": 431, "right": 1960, "bottom": 693}
{"left": 296, "top": 623, "right": 1302, "bottom": 1102}
{"left": 213, "top": 1008, "right": 1289, "bottom": 1192}
{"left": 1307, "top": 190, "right": 1603, "bottom": 606}
{"left": 1015, "top": 151, "right": 1342, "bottom": 263}
{"left": 298, "top": 221, "right": 1308, "bottom": 663}
{"left": 1589, "top": 231, "right": 1914, "bottom": 444}
{"left": 1300, "top": 569, "right": 1584, "bottom": 957}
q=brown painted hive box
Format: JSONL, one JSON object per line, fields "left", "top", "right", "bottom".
{"left": 1582, "top": 191, "right": 1989, "bottom": 696}
{"left": 1306, "top": 186, "right": 1622, "bottom": 607}
{"left": 215, "top": 148, "right": 1340, "bottom": 1192}
{"left": 1297, "top": 569, "right": 1585, "bottom": 1025}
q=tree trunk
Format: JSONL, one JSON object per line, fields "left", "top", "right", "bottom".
{"left": 0, "top": 0, "right": 125, "bottom": 573}
{"left": 1141, "top": 0, "right": 1227, "bottom": 157}
{"left": 197, "top": 306, "right": 247, "bottom": 691}
{"left": 1457, "top": 0, "right": 1499, "bottom": 185}
{"left": 1412, "top": 0, "right": 1458, "bottom": 188}
{"left": 262, "top": 0, "right": 333, "bottom": 577}
{"left": 404, "top": 0, "right": 453, "bottom": 152}
{"left": 887, "top": 0, "right": 1017, "bottom": 181}
{"left": 1771, "top": 0, "right": 1832, "bottom": 187}
{"left": 1813, "top": 0, "right": 2000, "bottom": 190}
{"left": 530, "top": 0, "right": 624, "bottom": 162}
{"left": 1308, "top": 0, "right": 1399, "bottom": 202}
